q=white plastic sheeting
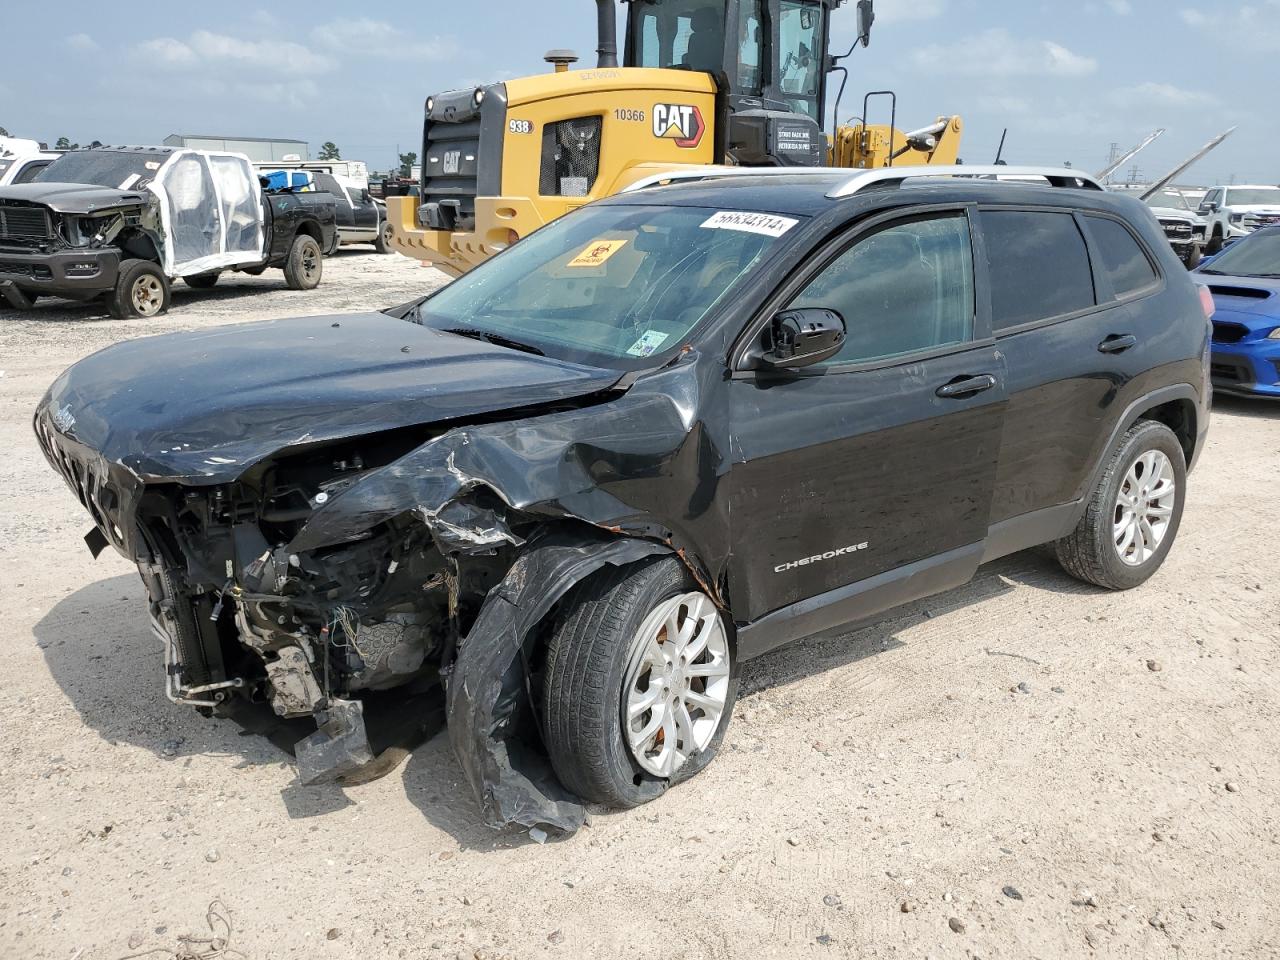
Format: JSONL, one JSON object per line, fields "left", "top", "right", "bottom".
{"left": 147, "top": 150, "right": 265, "bottom": 277}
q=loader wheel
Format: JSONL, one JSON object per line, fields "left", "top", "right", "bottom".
{"left": 283, "top": 234, "right": 323, "bottom": 290}
{"left": 109, "top": 260, "right": 170, "bottom": 319}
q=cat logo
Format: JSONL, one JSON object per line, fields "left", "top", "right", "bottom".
{"left": 652, "top": 103, "right": 706, "bottom": 149}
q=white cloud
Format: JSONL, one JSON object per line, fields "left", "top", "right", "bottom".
{"left": 1107, "top": 0, "right": 1133, "bottom": 14}
{"left": 911, "top": 29, "right": 1097, "bottom": 77}
{"left": 65, "top": 33, "right": 99, "bottom": 51}
{"left": 874, "top": 0, "right": 947, "bottom": 24}
{"left": 134, "top": 31, "right": 334, "bottom": 74}
{"left": 138, "top": 37, "right": 198, "bottom": 67}
{"left": 1110, "top": 82, "right": 1217, "bottom": 108}
{"left": 1182, "top": 1, "right": 1280, "bottom": 51}
{"left": 310, "top": 18, "right": 449, "bottom": 60}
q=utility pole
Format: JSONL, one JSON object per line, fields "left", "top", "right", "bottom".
{"left": 1127, "top": 163, "right": 1142, "bottom": 186}
{"left": 1105, "top": 142, "right": 1121, "bottom": 184}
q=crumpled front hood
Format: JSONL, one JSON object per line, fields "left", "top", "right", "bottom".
{"left": 37, "top": 312, "right": 620, "bottom": 483}
{"left": 0, "top": 181, "right": 148, "bottom": 213}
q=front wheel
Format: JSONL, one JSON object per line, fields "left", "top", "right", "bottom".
{"left": 283, "top": 234, "right": 323, "bottom": 290}
{"left": 541, "top": 556, "right": 737, "bottom": 809}
{"left": 1055, "top": 420, "right": 1186, "bottom": 590}
{"left": 375, "top": 220, "right": 394, "bottom": 254}
{"left": 108, "top": 260, "right": 170, "bottom": 319}
{"left": 1205, "top": 231, "right": 1224, "bottom": 256}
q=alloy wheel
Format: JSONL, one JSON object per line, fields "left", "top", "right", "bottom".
{"left": 621, "top": 592, "right": 731, "bottom": 778}
{"left": 1113, "top": 449, "right": 1176, "bottom": 566}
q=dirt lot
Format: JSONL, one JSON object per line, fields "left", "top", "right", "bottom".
{"left": 1, "top": 250, "right": 1277, "bottom": 959}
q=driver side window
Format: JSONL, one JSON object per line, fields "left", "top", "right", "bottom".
{"left": 789, "top": 214, "right": 976, "bottom": 365}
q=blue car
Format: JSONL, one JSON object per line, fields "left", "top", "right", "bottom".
{"left": 1195, "top": 225, "right": 1280, "bottom": 398}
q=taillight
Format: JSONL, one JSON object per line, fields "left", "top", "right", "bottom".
{"left": 1197, "top": 284, "right": 1215, "bottom": 319}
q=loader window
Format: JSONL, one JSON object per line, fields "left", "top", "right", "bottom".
{"left": 631, "top": 0, "right": 727, "bottom": 74}
{"left": 737, "top": 0, "right": 764, "bottom": 94}
{"left": 417, "top": 203, "right": 793, "bottom": 369}
{"left": 778, "top": 1, "right": 823, "bottom": 119}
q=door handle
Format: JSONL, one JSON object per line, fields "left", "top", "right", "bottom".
{"left": 1098, "top": 334, "right": 1137, "bottom": 354}
{"left": 936, "top": 374, "right": 997, "bottom": 399}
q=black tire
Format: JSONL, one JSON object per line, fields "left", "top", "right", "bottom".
{"left": 1183, "top": 244, "right": 1202, "bottom": 271}
{"left": 183, "top": 271, "right": 219, "bottom": 290}
{"left": 541, "top": 556, "right": 738, "bottom": 809}
{"left": 108, "top": 259, "right": 170, "bottom": 319}
{"left": 283, "top": 234, "right": 323, "bottom": 290}
{"left": 1055, "top": 420, "right": 1187, "bottom": 590}
{"left": 1205, "top": 230, "right": 1224, "bottom": 256}
{"left": 375, "top": 219, "right": 394, "bottom": 254}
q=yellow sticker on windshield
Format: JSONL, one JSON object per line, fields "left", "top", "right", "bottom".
{"left": 567, "top": 239, "right": 628, "bottom": 268}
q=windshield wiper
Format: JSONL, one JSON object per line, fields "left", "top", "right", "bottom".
{"left": 441, "top": 328, "right": 545, "bottom": 356}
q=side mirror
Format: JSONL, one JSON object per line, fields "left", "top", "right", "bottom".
{"left": 857, "top": 0, "right": 875, "bottom": 47}
{"left": 758, "top": 308, "right": 846, "bottom": 370}
{"left": 1200, "top": 201, "right": 1218, "bottom": 214}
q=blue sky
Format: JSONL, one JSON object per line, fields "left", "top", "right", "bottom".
{"left": 1, "top": 0, "right": 1275, "bottom": 185}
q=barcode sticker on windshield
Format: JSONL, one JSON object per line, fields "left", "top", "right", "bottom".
{"left": 626, "top": 330, "right": 670, "bottom": 357}
{"left": 701, "top": 211, "right": 798, "bottom": 238}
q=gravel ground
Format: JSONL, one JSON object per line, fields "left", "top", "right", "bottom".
{"left": 1, "top": 250, "right": 1277, "bottom": 959}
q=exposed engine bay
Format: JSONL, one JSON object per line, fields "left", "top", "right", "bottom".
{"left": 33, "top": 305, "right": 736, "bottom": 834}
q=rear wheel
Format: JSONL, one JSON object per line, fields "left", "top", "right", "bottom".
{"left": 541, "top": 556, "right": 737, "bottom": 809}
{"left": 283, "top": 234, "right": 323, "bottom": 290}
{"left": 1055, "top": 420, "right": 1186, "bottom": 590}
{"left": 183, "top": 271, "right": 219, "bottom": 290}
{"left": 375, "top": 220, "right": 394, "bottom": 254}
{"left": 108, "top": 260, "right": 170, "bottom": 319}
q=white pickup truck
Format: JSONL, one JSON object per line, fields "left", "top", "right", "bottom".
{"left": 0, "top": 137, "right": 59, "bottom": 187}
{"left": 1198, "top": 184, "right": 1280, "bottom": 253}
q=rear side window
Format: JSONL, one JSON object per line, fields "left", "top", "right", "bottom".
{"left": 980, "top": 210, "right": 1095, "bottom": 330}
{"left": 1085, "top": 216, "right": 1157, "bottom": 297}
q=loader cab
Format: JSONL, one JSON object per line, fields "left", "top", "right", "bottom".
{"left": 624, "top": 0, "right": 838, "bottom": 166}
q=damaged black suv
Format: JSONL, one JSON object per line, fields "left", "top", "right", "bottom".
{"left": 35, "top": 166, "right": 1211, "bottom": 834}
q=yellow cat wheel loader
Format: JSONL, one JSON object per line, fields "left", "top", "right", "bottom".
{"left": 389, "top": 0, "right": 962, "bottom": 276}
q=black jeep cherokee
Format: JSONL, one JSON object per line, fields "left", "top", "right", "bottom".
{"left": 35, "top": 167, "right": 1212, "bottom": 833}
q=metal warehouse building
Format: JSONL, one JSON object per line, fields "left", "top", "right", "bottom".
{"left": 162, "top": 134, "right": 309, "bottom": 162}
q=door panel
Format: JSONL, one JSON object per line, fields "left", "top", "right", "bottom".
{"left": 728, "top": 345, "right": 1006, "bottom": 622}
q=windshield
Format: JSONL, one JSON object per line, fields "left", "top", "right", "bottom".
{"left": 1202, "top": 229, "right": 1280, "bottom": 278}
{"left": 35, "top": 150, "right": 167, "bottom": 190}
{"left": 1225, "top": 188, "right": 1280, "bottom": 207}
{"left": 1145, "top": 190, "right": 1193, "bottom": 212}
{"left": 416, "top": 203, "right": 800, "bottom": 368}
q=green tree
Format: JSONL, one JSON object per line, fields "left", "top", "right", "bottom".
{"left": 398, "top": 152, "right": 417, "bottom": 178}
{"left": 318, "top": 141, "right": 341, "bottom": 161}
{"left": 55, "top": 136, "right": 79, "bottom": 150}
{"left": 0, "top": 126, "right": 9, "bottom": 137}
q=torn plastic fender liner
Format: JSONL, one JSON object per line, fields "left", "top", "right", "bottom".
{"left": 447, "top": 530, "right": 668, "bottom": 833}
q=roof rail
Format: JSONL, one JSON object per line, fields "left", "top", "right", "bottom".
{"left": 618, "top": 164, "right": 1104, "bottom": 197}
{"left": 619, "top": 165, "right": 840, "bottom": 194}
{"left": 826, "top": 165, "right": 1105, "bottom": 197}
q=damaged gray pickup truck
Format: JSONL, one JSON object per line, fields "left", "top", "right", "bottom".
{"left": 35, "top": 169, "right": 1210, "bottom": 833}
